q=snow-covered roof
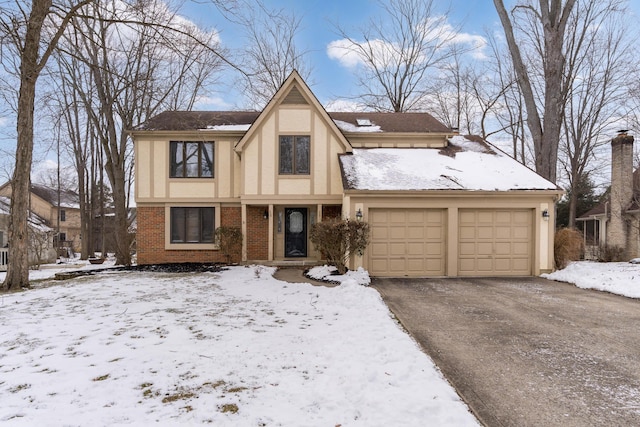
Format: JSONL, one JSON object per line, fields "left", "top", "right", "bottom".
{"left": 339, "top": 136, "right": 558, "bottom": 192}
{"left": 0, "top": 196, "right": 53, "bottom": 232}
{"left": 30, "top": 184, "right": 80, "bottom": 209}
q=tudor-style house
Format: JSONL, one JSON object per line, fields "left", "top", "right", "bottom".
{"left": 0, "top": 182, "right": 82, "bottom": 253}
{"left": 131, "top": 71, "right": 562, "bottom": 277}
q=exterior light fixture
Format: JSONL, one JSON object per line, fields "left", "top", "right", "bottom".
{"left": 263, "top": 209, "right": 269, "bottom": 219}
{"left": 542, "top": 209, "right": 549, "bottom": 220}
{"left": 355, "top": 208, "right": 363, "bottom": 221}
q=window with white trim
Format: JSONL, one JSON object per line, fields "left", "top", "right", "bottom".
{"left": 170, "top": 141, "right": 214, "bottom": 178}
{"left": 279, "top": 135, "right": 310, "bottom": 175}
{"left": 170, "top": 207, "right": 215, "bottom": 243}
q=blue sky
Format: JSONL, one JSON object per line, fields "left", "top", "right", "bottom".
{"left": 179, "top": 0, "right": 503, "bottom": 108}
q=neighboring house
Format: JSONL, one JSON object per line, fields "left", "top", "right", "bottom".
{"left": 577, "top": 132, "right": 640, "bottom": 260}
{"left": 0, "top": 196, "right": 56, "bottom": 269}
{"left": 130, "top": 71, "right": 561, "bottom": 277}
{"left": 0, "top": 182, "right": 82, "bottom": 253}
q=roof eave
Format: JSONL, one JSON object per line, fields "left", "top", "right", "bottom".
{"left": 343, "top": 189, "right": 563, "bottom": 197}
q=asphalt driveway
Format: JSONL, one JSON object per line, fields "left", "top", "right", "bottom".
{"left": 372, "top": 277, "right": 640, "bottom": 427}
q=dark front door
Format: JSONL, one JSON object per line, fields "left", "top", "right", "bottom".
{"left": 285, "top": 208, "right": 307, "bottom": 257}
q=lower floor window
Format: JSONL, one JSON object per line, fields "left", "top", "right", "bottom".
{"left": 170, "top": 207, "right": 215, "bottom": 243}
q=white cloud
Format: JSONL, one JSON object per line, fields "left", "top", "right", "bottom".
{"left": 327, "top": 15, "right": 488, "bottom": 68}
{"left": 326, "top": 39, "right": 367, "bottom": 69}
{"left": 324, "top": 99, "right": 367, "bottom": 112}
{"left": 193, "top": 95, "right": 233, "bottom": 110}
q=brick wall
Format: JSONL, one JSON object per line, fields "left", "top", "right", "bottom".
{"left": 246, "top": 206, "right": 269, "bottom": 260}
{"left": 137, "top": 206, "right": 241, "bottom": 265}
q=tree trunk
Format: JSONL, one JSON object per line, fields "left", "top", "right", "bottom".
{"left": 3, "top": 0, "right": 52, "bottom": 291}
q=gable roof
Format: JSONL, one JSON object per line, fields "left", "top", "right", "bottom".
{"left": 234, "top": 70, "right": 352, "bottom": 153}
{"left": 339, "top": 136, "right": 559, "bottom": 192}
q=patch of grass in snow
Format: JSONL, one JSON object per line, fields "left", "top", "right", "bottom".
{"left": 9, "top": 383, "right": 30, "bottom": 393}
{"left": 203, "top": 380, "right": 227, "bottom": 389}
{"left": 162, "top": 391, "right": 195, "bottom": 403}
{"left": 220, "top": 403, "right": 239, "bottom": 414}
{"left": 226, "top": 386, "right": 248, "bottom": 393}
{"left": 92, "top": 374, "right": 110, "bottom": 381}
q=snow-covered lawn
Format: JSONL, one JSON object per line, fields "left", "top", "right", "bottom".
{"left": 0, "top": 265, "right": 478, "bottom": 426}
{"left": 543, "top": 261, "right": 640, "bottom": 298}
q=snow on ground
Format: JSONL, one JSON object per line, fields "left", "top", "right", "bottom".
{"left": 0, "top": 265, "right": 478, "bottom": 426}
{"left": 306, "top": 265, "right": 371, "bottom": 286}
{"left": 543, "top": 261, "right": 640, "bottom": 298}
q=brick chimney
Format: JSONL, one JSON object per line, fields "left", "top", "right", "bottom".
{"left": 609, "top": 131, "right": 634, "bottom": 253}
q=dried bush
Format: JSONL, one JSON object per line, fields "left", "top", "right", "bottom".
{"left": 554, "top": 228, "right": 584, "bottom": 269}
{"left": 214, "top": 227, "right": 242, "bottom": 264}
{"left": 596, "top": 244, "right": 626, "bottom": 262}
{"left": 309, "top": 219, "right": 370, "bottom": 274}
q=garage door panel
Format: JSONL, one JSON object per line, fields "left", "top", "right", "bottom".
{"left": 495, "top": 228, "right": 512, "bottom": 239}
{"left": 407, "top": 242, "right": 424, "bottom": 255}
{"left": 459, "top": 226, "right": 476, "bottom": 239}
{"left": 388, "top": 259, "right": 406, "bottom": 272}
{"left": 389, "top": 211, "right": 407, "bottom": 223}
{"left": 477, "top": 242, "right": 493, "bottom": 255}
{"left": 495, "top": 242, "right": 512, "bottom": 255}
{"left": 478, "top": 227, "right": 494, "bottom": 239}
{"left": 426, "top": 242, "right": 443, "bottom": 255}
{"left": 459, "top": 242, "right": 476, "bottom": 255}
{"left": 513, "top": 227, "right": 529, "bottom": 239}
{"left": 407, "top": 226, "right": 425, "bottom": 238}
{"left": 459, "top": 209, "right": 532, "bottom": 276}
{"left": 369, "top": 208, "right": 446, "bottom": 276}
{"left": 371, "top": 242, "right": 389, "bottom": 256}
{"left": 512, "top": 242, "right": 530, "bottom": 255}
{"left": 390, "top": 243, "right": 406, "bottom": 256}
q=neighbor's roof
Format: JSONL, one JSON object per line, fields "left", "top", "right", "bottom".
{"left": 339, "top": 136, "right": 558, "bottom": 192}
{"left": 134, "top": 111, "right": 452, "bottom": 134}
{"left": 579, "top": 168, "right": 640, "bottom": 218}
{"left": 30, "top": 184, "right": 80, "bottom": 209}
{"left": 0, "top": 196, "right": 53, "bottom": 232}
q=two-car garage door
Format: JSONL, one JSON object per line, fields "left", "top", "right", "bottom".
{"left": 368, "top": 208, "right": 533, "bottom": 277}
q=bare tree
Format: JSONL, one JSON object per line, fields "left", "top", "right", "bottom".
{"left": 59, "top": 0, "right": 224, "bottom": 265}
{"left": 493, "top": 0, "right": 579, "bottom": 183}
{"left": 560, "top": 2, "right": 634, "bottom": 228}
{"left": 330, "top": 0, "right": 465, "bottom": 112}
{"left": 0, "top": 0, "right": 93, "bottom": 291}
{"left": 226, "top": 1, "right": 311, "bottom": 109}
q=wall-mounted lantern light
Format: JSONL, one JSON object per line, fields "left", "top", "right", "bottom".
{"left": 263, "top": 209, "right": 269, "bottom": 219}
{"left": 355, "top": 208, "right": 363, "bottom": 222}
{"left": 542, "top": 209, "right": 549, "bottom": 220}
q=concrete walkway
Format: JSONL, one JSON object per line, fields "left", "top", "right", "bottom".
{"left": 272, "top": 268, "right": 336, "bottom": 287}
{"left": 372, "top": 277, "right": 640, "bottom": 427}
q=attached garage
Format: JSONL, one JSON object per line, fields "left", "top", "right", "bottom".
{"left": 458, "top": 209, "right": 533, "bottom": 276}
{"left": 369, "top": 208, "right": 446, "bottom": 277}
{"left": 340, "top": 136, "right": 562, "bottom": 277}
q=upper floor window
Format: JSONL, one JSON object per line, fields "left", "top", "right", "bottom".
{"left": 279, "top": 135, "right": 310, "bottom": 175}
{"left": 170, "top": 207, "right": 215, "bottom": 243}
{"left": 60, "top": 209, "right": 66, "bottom": 222}
{"left": 170, "top": 141, "right": 214, "bottom": 178}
